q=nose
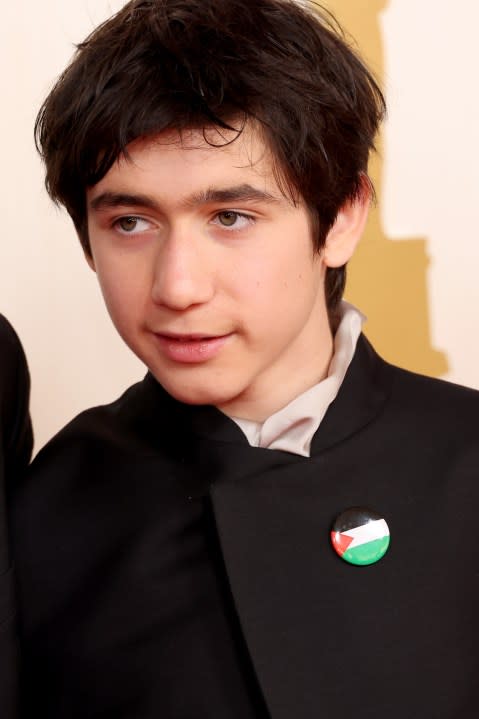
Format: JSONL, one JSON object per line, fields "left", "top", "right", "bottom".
{"left": 151, "top": 229, "right": 214, "bottom": 310}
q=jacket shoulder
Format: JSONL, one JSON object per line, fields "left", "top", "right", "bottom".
{"left": 0, "top": 314, "right": 29, "bottom": 384}
{"left": 35, "top": 373, "right": 172, "bottom": 462}
{"left": 383, "top": 360, "right": 479, "bottom": 449}
{"left": 388, "top": 361, "right": 479, "bottom": 410}
{"left": 0, "top": 315, "right": 33, "bottom": 473}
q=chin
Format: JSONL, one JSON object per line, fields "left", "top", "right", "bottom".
{"left": 153, "top": 372, "right": 239, "bottom": 409}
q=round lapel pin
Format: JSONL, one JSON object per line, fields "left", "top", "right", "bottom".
{"left": 331, "top": 507, "right": 390, "bottom": 566}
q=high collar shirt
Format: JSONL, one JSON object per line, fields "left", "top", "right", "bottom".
{"left": 230, "top": 302, "right": 365, "bottom": 457}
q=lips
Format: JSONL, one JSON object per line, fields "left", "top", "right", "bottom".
{"left": 153, "top": 332, "right": 232, "bottom": 363}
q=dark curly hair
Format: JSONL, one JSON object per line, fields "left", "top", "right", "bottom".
{"left": 35, "top": 0, "right": 385, "bottom": 313}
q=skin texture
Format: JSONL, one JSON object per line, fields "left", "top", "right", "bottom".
{"left": 86, "top": 127, "right": 369, "bottom": 421}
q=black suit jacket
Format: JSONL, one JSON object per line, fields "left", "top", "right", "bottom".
{"left": 0, "top": 316, "right": 32, "bottom": 718}
{"left": 12, "top": 336, "right": 479, "bottom": 718}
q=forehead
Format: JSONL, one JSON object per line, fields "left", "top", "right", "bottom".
{"left": 89, "top": 124, "right": 282, "bottom": 200}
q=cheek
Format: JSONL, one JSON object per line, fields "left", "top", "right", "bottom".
{"left": 94, "top": 260, "right": 144, "bottom": 329}
{"left": 230, "top": 244, "right": 292, "bottom": 294}
{"left": 234, "top": 245, "right": 321, "bottom": 309}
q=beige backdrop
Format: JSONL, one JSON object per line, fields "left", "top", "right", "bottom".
{"left": 1, "top": 0, "right": 478, "bottom": 452}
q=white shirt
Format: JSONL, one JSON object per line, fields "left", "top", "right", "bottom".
{"left": 230, "top": 302, "right": 364, "bottom": 457}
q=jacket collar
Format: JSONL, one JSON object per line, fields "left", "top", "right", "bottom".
{"left": 310, "top": 333, "right": 392, "bottom": 454}
{"left": 144, "top": 332, "right": 390, "bottom": 443}
{"left": 206, "top": 336, "right": 394, "bottom": 718}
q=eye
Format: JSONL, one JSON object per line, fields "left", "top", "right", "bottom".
{"left": 217, "top": 211, "right": 238, "bottom": 227}
{"left": 213, "top": 211, "right": 253, "bottom": 230}
{"left": 114, "top": 216, "right": 151, "bottom": 234}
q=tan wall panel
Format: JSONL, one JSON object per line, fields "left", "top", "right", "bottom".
{"left": 323, "top": 0, "right": 479, "bottom": 386}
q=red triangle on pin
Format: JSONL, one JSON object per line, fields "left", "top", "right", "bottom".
{"left": 331, "top": 531, "right": 354, "bottom": 555}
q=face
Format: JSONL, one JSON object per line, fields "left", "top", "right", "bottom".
{"left": 86, "top": 127, "right": 338, "bottom": 420}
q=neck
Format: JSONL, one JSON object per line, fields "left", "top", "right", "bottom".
{"left": 218, "top": 326, "right": 334, "bottom": 423}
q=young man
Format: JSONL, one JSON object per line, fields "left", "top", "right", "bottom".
{"left": 12, "top": 1, "right": 479, "bottom": 717}
{"left": 0, "top": 317, "right": 32, "bottom": 718}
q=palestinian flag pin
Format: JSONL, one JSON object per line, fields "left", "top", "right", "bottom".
{"left": 331, "top": 507, "right": 390, "bottom": 566}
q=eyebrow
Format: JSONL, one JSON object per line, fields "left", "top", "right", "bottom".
{"left": 89, "top": 192, "right": 160, "bottom": 213}
{"left": 89, "top": 183, "right": 281, "bottom": 213}
{"left": 182, "top": 184, "right": 281, "bottom": 208}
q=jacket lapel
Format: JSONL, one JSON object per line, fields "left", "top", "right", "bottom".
{"left": 209, "top": 336, "right": 393, "bottom": 718}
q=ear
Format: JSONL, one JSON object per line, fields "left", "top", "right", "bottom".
{"left": 322, "top": 179, "right": 371, "bottom": 268}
